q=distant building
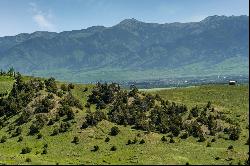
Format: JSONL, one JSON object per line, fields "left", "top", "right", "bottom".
{"left": 229, "top": 80, "right": 237, "bottom": 85}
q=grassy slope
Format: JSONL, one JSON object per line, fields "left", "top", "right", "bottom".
{"left": 0, "top": 77, "right": 249, "bottom": 165}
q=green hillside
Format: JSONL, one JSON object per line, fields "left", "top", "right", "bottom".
{"left": 0, "top": 75, "right": 248, "bottom": 165}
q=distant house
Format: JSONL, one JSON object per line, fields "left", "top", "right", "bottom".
{"left": 229, "top": 80, "right": 237, "bottom": 85}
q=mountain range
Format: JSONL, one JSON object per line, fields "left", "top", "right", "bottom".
{"left": 0, "top": 15, "right": 249, "bottom": 82}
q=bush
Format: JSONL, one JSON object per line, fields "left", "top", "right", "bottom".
{"left": 161, "top": 136, "right": 167, "bottom": 142}
{"left": 180, "top": 132, "right": 188, "bottom": 139}
{"left": 15, "top": 127, "right": 22, "bottom": 136}
{"left": 51, "top": 128, "right": 59, "bottom": 136}
{"left": 229, "top": 126, "right": 241, "bottom": 141}
{"left": 215, "top": 157, "right": 220, "bottom": 160}
{"left": 18, "top": 136, "right": 23, "bottom": 142}
{"left": 127, "top": 139, "right": 132, "bottom": 145}
{"left": 105, "top": 137, "right": 110, "bottom": 142}
{"left": 110, "top": 146, "right": 117, "bottom": 151}
{"left": 25, "top": 158, "right": 31, "bottom": 162}
{"left": 228, "top": 145, "right": 234, "bottom": 150}
{"left": 43, "top": 144, "right": 48, "bottom": 149}
{"left": 68, "top": 83, "right": 74, "bottom": 90}
{"left": 206, "top": 142, "right": 211, "bottom": 147}
{"left": 169, "top": 138, "right": 175, "bottom": 143}
{"left": 0, "top": 136, "right": 7, "bottom": 143}
{"left": 81, "top": 121, "right": 89, "bottom": 129}
{"left": 72, "top": 136, "right": 79, "bottom": 144}
{"left": 139, "top": 139, "right": 145, "bottom": 144}
{"left": 37, "top": 133, "right": 43, "bottom": 139}
{"left": 21, "top": 147, "right": 32, "bottom": 154}
{"left": 44, "top": 77, "right": 57, "bottom": 93}
{"left": 198, "top": 135, "right": 206, "bottom": 142}
{"left": 42, "top": 148, "right": 48, "bottom": 155}
{"left": 110, "top": 126, "right": 120, "bottom": 136}
{"left": 211, "top": 138, "right": 216, "bottom": 142}
{"left": 61, "top": 84, "right": 68, "bottom": 91}
{"left": 92, "top": 145, "right": 99, "bottom": 152}
{"left": 59, "top": 122, "right": 71, "bottom": 133}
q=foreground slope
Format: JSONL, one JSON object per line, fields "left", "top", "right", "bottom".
{"left": 0, "top": 75, "right": 248, "bottom": 165}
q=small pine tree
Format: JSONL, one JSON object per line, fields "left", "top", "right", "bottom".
{"left": 110, "top": 146, "right": 117, "bottom": 151}
{"left": 139, "top": 139, "right": 145, "bottom": 144}
{"left": 0, "top": 136, "right": 7, "bottom": 143}
{"left": 72, "top": 136, "right": 79, "bottom": 144}
{"left": 105, "top": 137, "right": 110, "bottom": 142}
{"left": 161, "top": 136, "right": 167, "bottom": 142}
{"left": 110, "top": 126, "right": 120, "bottom": 136}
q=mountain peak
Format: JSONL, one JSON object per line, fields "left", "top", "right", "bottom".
{"left": 118, "top": 18, "right": 142, "bottom": 25}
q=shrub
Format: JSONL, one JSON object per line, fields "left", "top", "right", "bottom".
{"left": 206, "top": 142, "right": 211, "bottom": 147}
{"left": 170, "top": 138, "right": 175, "bottom": 143}
{"left": 110, "top": 146, "right": 117, "bottom": 151}
{"left": 72, "top": 136, "right": 79, "bottom": 144}
{"left": 81, "top": 121, "right": 88, "bottom": 129}
{"left": 51, "top": 128, "right": 59, "bottom": 136}
{"left": 12, "top": 127, "right": 22, "bottom": 137}
{"left": 37, "top": 133, "right": 43, "bottom": 139}
{"left": 92, "top": 145, "right": 99, "bottom": 152}
{"left": 211, "top": 138, "right": 216, "bottom": 142}
{"left": 21, "top": 147, "right": 32, "bottom": 154}
{"left": 43, "top": 144, "right": 48, "bottom": 149}
{"left": 227, "top": 145, "right": 234, "bottom": 150}
{"left": 127, "top": 139, "right": 132, "bottom": 145}
{"left": 110, "top": 126, "right": 120, "bottom": 136}
{"left": 61, "top": 84, "right": 68, "bottom": 91}
{"left": 139, "top": 139, "right": 145, "bottom": 144}
{"left": 198, "top": 136, "right": 206, "bottom": 142}
{"left": 132, "top": 137, "right": 138, "bottom": 144}
{"left": 0, "top": 136, "right": 7, "bottom": 143}
{"left": 18, "top": 136, "right": 23, "bottom": 142}
{"left": 229, "top": 126, "right": 241, "bottom": 141}
{"left": 44, "top": 77, "right": 57, "bottom": 93}
{"left": 83, "top": 87, "right": 88, "bottom": 92}
{"left": 59, "top": 122, "right": 71, "bottom": 133}
{"left": 66, "top": 109, "right": 75, "bottom": 120}
{"left": 42, "top": 148, "right": 48, "bottom": 155}
{"left": 215, "top": 157, "right": 220, "bottom": 160}
{"left": 180, "top": 132, "right": 188, "bottom": 139}
{"left": 68, "top": 83, "right": 74, "bottom": 90}
{"left": 25, "top": 158, "right": 31, "bottom": 162}
{"left": 105, "top": 137, "right": 110, "bottom": 142}
{"left": 161, "top": 136, "right": 167, "bottom": 142}
{"left": 246, "top": 138, "right": 249, "bottom": 145}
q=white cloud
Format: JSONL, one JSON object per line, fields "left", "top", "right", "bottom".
{"left": 29, "top": 2, "right": 56, "bottom": 31}
{"left": 33, "top": 14, "right": 55, "bottom": 30}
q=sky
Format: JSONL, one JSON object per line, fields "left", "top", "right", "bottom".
{"left": 0, "top": 0, "right": 249, "bottom": 37}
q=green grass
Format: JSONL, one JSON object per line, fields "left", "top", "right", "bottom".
{"left": 0, "top": 76, "right": 14, "bottom": 93}
{"left": 0, "top": 77, "right": 249, "bottom": 165}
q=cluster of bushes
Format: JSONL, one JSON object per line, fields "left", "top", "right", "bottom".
{"left": 81, "top": 109, "right": 106, "bottom": 129}
{"left": 35, "top": 94, "right": 55, "bottom": 113}
{"left": 87, "top": 83, "right": 120, "bottom": 109}
{"left": 44, "top": 77, "right": 57, "bottom": 94}
{"left": 86, "top": 82, "right": 241, "bottom": 141}
{"left": 51, "top": 122, "right": 71, "bottom": 135}
{"left": 0, "top": 67, "right": 16, "bottom": 77}
{"left": 59, "top": 93, "right": 83, "bottom": 110}
{"left": 29, "top": 114, "right": 48, "bottom": 135}
{"left": 0, "top": 73, "right": 43, "bottom": 117}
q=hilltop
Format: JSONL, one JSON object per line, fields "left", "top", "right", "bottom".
{"left": 0, "top": 15, "right": 249, "bottom": 82}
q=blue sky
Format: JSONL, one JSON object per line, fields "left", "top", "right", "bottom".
{"left": 0, "top": 0, "right": 248, "bottom": 36}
